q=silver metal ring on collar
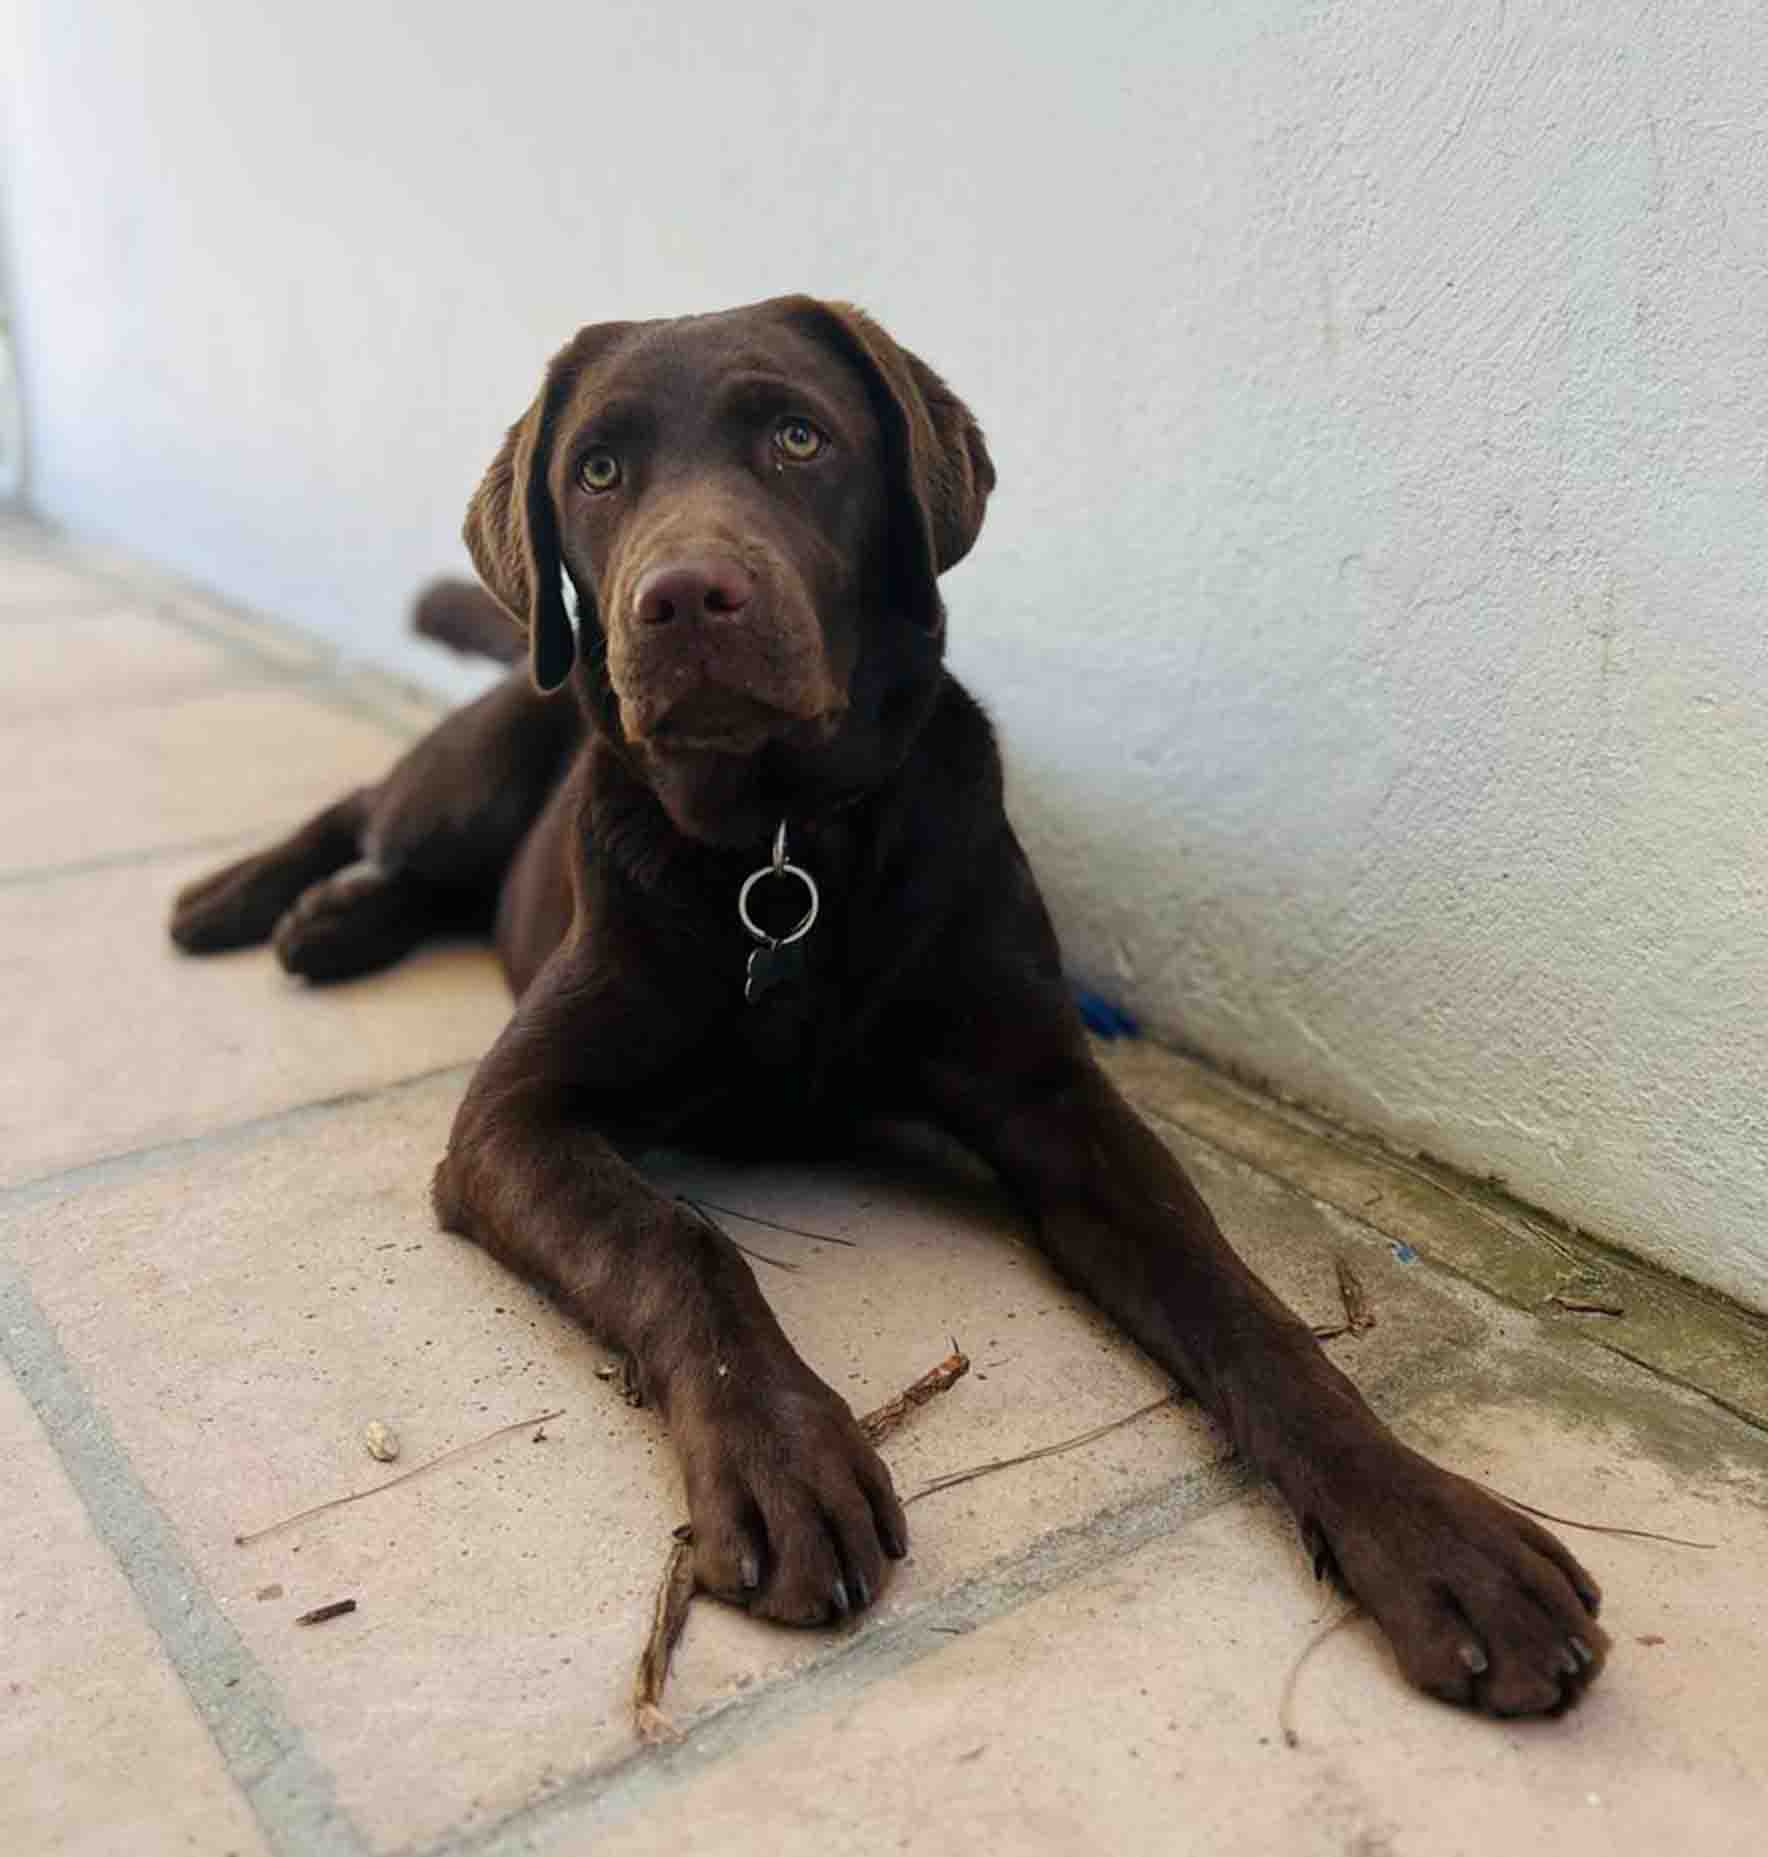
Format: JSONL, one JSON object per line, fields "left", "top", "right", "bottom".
{"left": 738, "top": 861, "right": 820, "bottom": 946}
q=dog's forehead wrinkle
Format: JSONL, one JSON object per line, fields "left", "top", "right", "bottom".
{"left": 571, "top": 394, "right": 652, "bottom": 443}
{"left": 576, "top": 315, "right": 878, "bottom": 447}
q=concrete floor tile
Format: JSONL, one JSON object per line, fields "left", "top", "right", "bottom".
{"left": 6, "top": 1075, "right": 685, "bottom": 1852}
{"left": 0, "top": 850, "right": 510, "bottom": 1183}
{"left": 0, "top": 1368, "right": 271, "bottom": 1857}
{"left": 0, "top": 606, "right": 253, "bottom": 720}
{"left": 2, "top": 685, "right": 408, "bottom": 878}
{"left": 586, "top": 1368, "right": 1768, "bottom": 1857}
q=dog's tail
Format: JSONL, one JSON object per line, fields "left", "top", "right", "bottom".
{"left": 410, "top": 578, "right": 523, "bottom": 665}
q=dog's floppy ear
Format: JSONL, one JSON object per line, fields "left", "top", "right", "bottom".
{"left": 462, "top": 322, "right": 632, "bottom": 693}
{"left": 785, "top": 299, "right": 996, "bottom": 625}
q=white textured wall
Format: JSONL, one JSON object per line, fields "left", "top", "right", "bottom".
{"left": 6, "top": 2, "right": 1766, "bottom": 1306}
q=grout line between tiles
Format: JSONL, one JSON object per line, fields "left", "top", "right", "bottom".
{"left": 4, "top": 664, "right": 306, "bottom": 723}
{"left": 0, "top": 1263, "right": 372, "bottom": 1857}
{"left": 0, "top": 828, "right": 263, "bottom": 891}
{"left": 411, "top": 1453, "right": 1258, "bottom": 1857}
{"left": 0, "top": 1059, "right": 480, "bottom": 1208}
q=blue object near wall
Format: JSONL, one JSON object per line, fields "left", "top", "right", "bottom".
{"left": 1073, "top": 985, "right": 1141, "bottom": 1041}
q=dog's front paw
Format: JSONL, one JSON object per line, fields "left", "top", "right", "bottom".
{"left": 675, "top": 1373, "right": 907, "bottom": 1626}
{"left": 1311, "top": 1444, "right": 1607, "bottom": 1716}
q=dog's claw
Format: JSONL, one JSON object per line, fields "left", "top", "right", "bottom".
{"left": 1458, "top": 1641, "right": 1489, "bottom": 1674}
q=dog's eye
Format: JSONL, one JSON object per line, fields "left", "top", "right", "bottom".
{"left": 578, "top": 450, "right": 621, "bottom": 493}
{"left": 773, "top": 418, "right": 826, "bottom": 462}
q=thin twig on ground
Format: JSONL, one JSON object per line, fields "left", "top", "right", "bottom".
{"left": 1489, "top": 1488, "right": 1717, "bottom": 1550}
{"left": 904, "top": 1395, "right": 1174, "bottom": 1506}
{"left": 632, "top": 1345, "right": 971, "bottom": 1744}
{"left": 234, "top": 1409, "right": 564, "bottom": 1547}
{"left": 1279, "top": 1606, "right": 1363, "bottom": 1748}
{"left": 730, "top": 1239, "right": 800, "bottom": 1272}
{"left": 680, "top": 1194, "right": 859, "bottom": 1247}
{"left": 677, "top": 1197, "right": 801, "bottom": 1272}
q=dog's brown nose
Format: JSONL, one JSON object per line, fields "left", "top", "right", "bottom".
{"left": 634, "top": 557, "right": 755, "bottom": 627}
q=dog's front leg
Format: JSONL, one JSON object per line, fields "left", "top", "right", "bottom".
{"left": 433, "top": 959, "right": 905, "bottom": 1623}
{"left": 917, "top": 872, "right": 1607, "bottom": 1712}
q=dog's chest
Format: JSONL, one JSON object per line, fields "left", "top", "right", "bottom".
{"left": 724, "top": 952, "right": 852, "bottom": 1092}
{"left": 690, "top": 935, "right": 902, "bottom": 1148}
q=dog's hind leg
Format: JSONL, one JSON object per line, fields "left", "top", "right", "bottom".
{"left": 171, "top": 669, "right": 582, "bottom": 979}
{"left": 170, "top": 792, "right": 369, "bottom": 953}
{"left": 271, "top": 859, "right": 464, "bottom": 982}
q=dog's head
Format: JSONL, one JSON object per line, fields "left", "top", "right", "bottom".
{"left": 462, "top": 297, "right": 993, "bottom": 844}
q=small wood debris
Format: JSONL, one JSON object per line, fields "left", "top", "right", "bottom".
{"left": 363, "top": 1421, "right": 401, "bottom": 1463}
{"left": 255, "top": 1583, "right": 284, "bottom": 1602}
{"left": 295, "top": 1599, "right": 357, "bottom": 1627}
{"left": 1313, "top": 1258, "right": 1377, "bottom": 1342}
{"left": 1546, "top": 1293, "right": 1626, "bottom": 1317}
{"left": 858, "top": 1345, "right": 970, "bottom": 1444}
{"left": 633, "top": 1535, "right": 700, "bottom": 1745}
{"left": 1335, "top": 1258, "right": 1375, "bottom": 1333}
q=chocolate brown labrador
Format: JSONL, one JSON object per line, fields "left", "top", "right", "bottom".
{"left": 170, "top": 296, "right": 1606, "bottom": 1714}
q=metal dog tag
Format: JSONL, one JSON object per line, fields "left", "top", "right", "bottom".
{"left": 739, "top": 822, "right": 820, "bottom": 1006}
{"left": 745, "top": 939, "right": 805, "bottom": 1004}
